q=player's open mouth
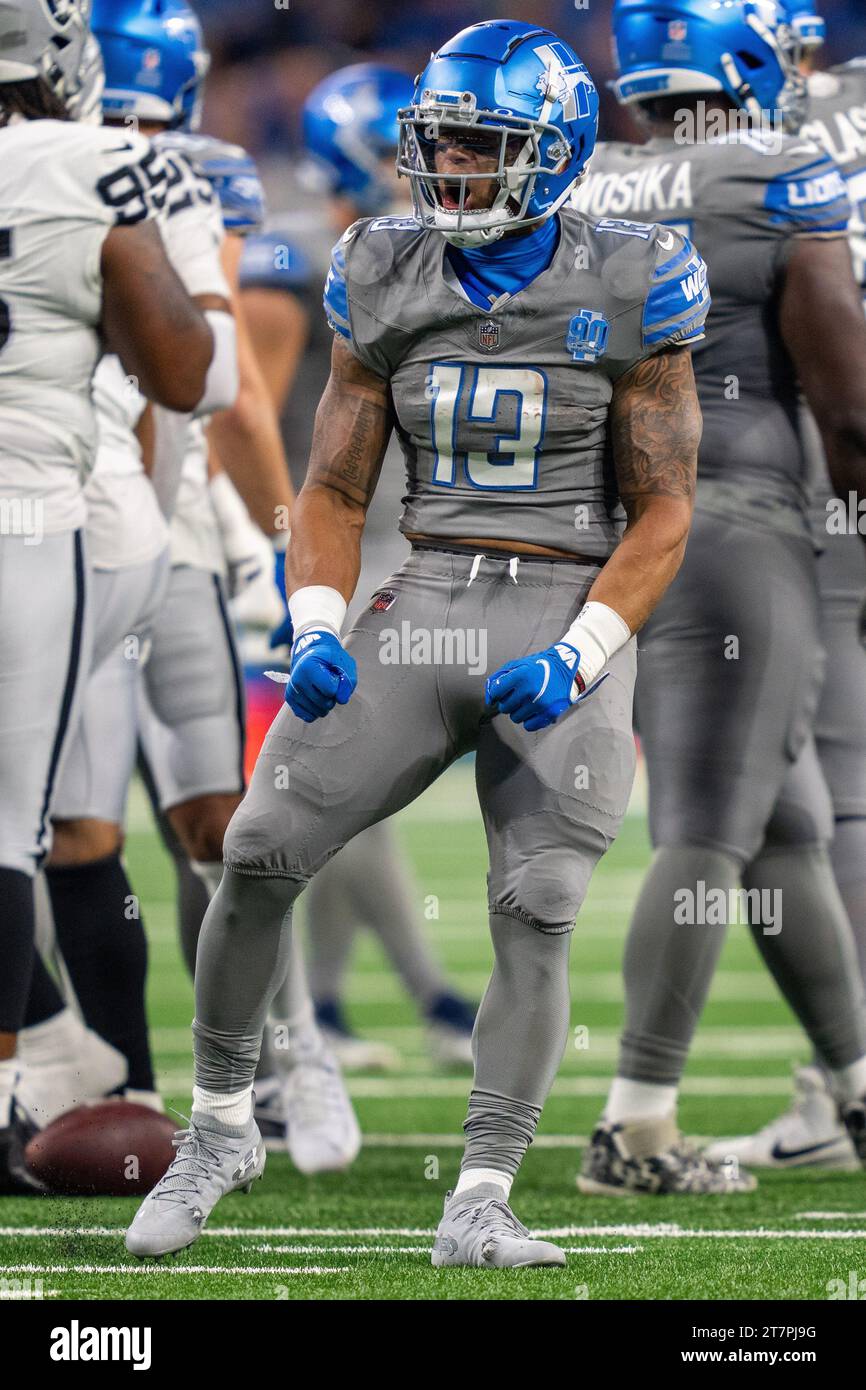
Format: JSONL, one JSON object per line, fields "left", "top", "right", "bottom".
{"left": 439, "top": 180, "right": 490, "bottom": 212}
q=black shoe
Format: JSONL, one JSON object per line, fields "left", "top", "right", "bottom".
{"left": 0, "top": 1101, "right": 49, "bottom": 1195}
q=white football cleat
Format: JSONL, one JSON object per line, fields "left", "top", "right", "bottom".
{"left": 16, "top": 1022, "right": 128, "bottom": 1128}
{"left": 704, "top": 1065, "right": 859, "bottom": 1171}
{"left": 432, "top": 1184, "right": 566, "bottom": 1268}
{"left": 282, "top": 1049, "right": 362, "bottom": 1175}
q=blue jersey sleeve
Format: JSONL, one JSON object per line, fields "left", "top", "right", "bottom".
{"left": 642, "top": 228, "right": 710, "bottom": 351}
{"left": 198, "top": 144, "right": 265, "bottom": 235}
{"left": 764, "top": 149, "right": 851, "bottom": 235}
{"left": 239, "top": 231, "right": 313, "bottom": 295}
{"left": 323, "top": 238, "right": 352, "bottom": 341}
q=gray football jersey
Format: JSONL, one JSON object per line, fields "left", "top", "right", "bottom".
{"left": 324, "top": 208, "right": 709, "bottom": 561}
{"left": 574, "top": 130, "right": 851, "bottom": 538}
{"left": 799, "top": 62, "right": 866, "bottom": 582}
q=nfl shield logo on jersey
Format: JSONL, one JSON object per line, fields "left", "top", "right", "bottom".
{"left": 370, "top": 590, "right": 397, "bottom": 614}
{"left": 566, "top": 309, "right": 610, "bottom": 363}
{"left": 478, "top": 319, "right": 500, "bottom": 352}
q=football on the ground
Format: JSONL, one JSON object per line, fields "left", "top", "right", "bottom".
{"left": 25, "top": 1100, "right": 176, "bottom": 1196}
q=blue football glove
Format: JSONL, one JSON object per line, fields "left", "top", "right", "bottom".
{"left": 486, "top": 641, "right": 588, "bottom": 732}
{"left": 286, "top": 629, "right": 357, "bottom": 723}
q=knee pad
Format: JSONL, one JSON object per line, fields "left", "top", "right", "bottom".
{"left": 488, "top": 821, "right": 608, "bottom": 933}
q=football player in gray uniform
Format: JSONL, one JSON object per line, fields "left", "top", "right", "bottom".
{"left": 576, "top": 0, "right": 866, "bottom": 1196}
{"left": 126, "top": 19, "right": 707, "bottom": 1265}
{"left": 246, "top": 64, "right": 480, "bottom": 1079}
{"left": 706, "top": 0, "right": 866, "bottom": 1171}
{"left": 0, "top": 0, "right": 213, "bottom": 1192}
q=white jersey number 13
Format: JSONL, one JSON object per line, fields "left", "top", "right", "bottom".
{"left": 429, "top": 362, "right": 547, "bottom": 491}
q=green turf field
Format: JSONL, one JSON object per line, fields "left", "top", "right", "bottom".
{"left": 2, "top": 762, "right": 865, "bottom": 1302}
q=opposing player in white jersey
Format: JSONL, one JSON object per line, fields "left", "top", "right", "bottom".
{"left": 0, "top": 0, "right": 214, "bottom": 1192}
{"left": 86, "top": 0, "right": 360, "bottom": 1176}
{"left": 17, "top": 11, "right": 242, "bottom": 1126}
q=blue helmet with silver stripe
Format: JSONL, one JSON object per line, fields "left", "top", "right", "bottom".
{"left": 398, "top": 20, "right": 599, "bottom": 248}
{"left": 611, "top": 0, "right": 807, "bottom": 132}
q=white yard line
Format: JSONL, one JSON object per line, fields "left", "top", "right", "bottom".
{"left": 0, "top": 1264, "right": 348, "bottom": 1276}
{"left": 796, "top": 1212, "right": 866, "bottom": 1220}
{"left": 246, "top": 1243, "right": 641, "bottom": 1256}
{"left": 152, "top": 1072, "right": 797, "bottom": 1097}
{"left": 2, "top": 1224, "right": 865, "bottom": 1242}
{"left": 151, "top": 1026, "right": 806, "bottom": 1060}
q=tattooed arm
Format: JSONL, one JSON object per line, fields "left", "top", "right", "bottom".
{"left": 588, "top": 347, "right": 701, "bottom": 632}
{"left": 286, "top": 333, "right": 395, "bottom": 603}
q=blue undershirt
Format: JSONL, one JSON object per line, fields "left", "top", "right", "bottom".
{"left": 445, "top": 214, "right": 560, "bottom": 309}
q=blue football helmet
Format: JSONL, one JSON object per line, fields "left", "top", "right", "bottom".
{"left": 397, "top": 20, "right": 599, "bottom": 247}
{"left": 302, "top": 63, "right": 414, "bottom": 215}
{"left": 779, "top": 1, "right": 825, "bottom": 48}
{"left": 611, "top": 0, "right": 807, "bottom": 132}
{"left": 91, "top": 0, "right": 209, "bottom": 130}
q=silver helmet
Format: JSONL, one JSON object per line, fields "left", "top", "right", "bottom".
{"left": 0, "top": 0, "right": 94, "bottom": 113}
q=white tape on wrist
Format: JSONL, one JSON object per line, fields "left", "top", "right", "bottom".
{"left": 288, "top": 585, "right": 346, "bottom": 640}
{"left": 560, "top": 601, "right": 631, "bottom": 696}
{"left": 195, "top": 310, "right": 239, "bottom": 418}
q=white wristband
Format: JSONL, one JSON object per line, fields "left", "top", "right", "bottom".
{"left": 194, "top": 310, "right": 239, "bottom": 418}
{"left": 560, "top": 601, "right": 631, "bottom": 695}
{"left": 288, "top": 584, "right": 346, "bottom": 640}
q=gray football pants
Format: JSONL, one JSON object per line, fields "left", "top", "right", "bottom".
{"left": 194, "top": 546, "right": 637, "bottom": 1170}
{"left": 620, "top": 510, "right": 866, "bottom": 1085}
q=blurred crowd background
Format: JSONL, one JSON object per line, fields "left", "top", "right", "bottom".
{"left": 197, "top": 0, "right": 866, "bottom": 167}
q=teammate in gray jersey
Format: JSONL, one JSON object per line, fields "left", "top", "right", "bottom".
{"left": 575, "top": 0, "right": 866, "bottom": 1197}
{"left": 0, "top": 0, "right": 213, "bottom": 1193}
{"left": 126, "top": 19, "right": 707, "bottom": 1265}
{"left": 706, "top": 4, "right": 866, "bottom": 1169}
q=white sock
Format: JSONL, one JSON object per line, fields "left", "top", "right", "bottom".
{"left": 829, "top": 1055, "right": 866, "bottom": 1103}
{"left": 192, "top": 1082, "right": 253, "bottom": 1129}
{"left": 453, "top": 1166, "right": 512, "bottom": 1200}
{"left": 191, "top": 860, "right": 224, "bottom": 899}
{"left": 606, "top": 1077, "right": 679, "bottom": 1125}
{"left": 0, "top": 1057, "right": 18, "bottom": 1128}
{"left": 18, "top": 1006, "right": 81, "bottom": 1066}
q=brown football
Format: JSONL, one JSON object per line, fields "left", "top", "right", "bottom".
{"left": 24, "top": 1100, "right": 177, "bottom": 1196}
